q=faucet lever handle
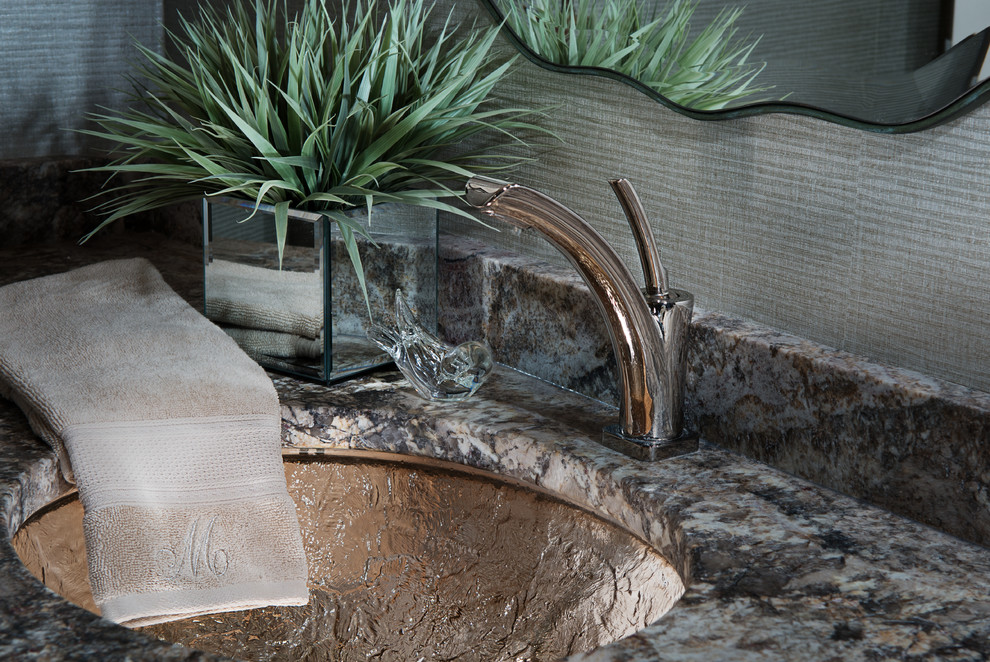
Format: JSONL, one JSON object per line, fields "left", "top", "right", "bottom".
{"left": 608, "top": 178, "right": 668, "bottom": 296}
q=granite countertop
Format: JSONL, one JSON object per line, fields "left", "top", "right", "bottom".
{"left": 2, "top": 235, "right": 990, "bottom": 660}
{"left": 4, "top": 367, "right": 990, "bottom": 661}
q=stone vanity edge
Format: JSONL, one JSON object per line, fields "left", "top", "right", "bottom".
{"left": 439, "top": 236, "right": 990, "bottom": 549}
{"left": 1, "top": 230, "right": 988, "bottom": 548}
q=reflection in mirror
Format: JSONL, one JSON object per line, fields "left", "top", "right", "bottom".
{"left": 500, "top": 0, "right": 780, "bottom": 110}
{"left": 482, "top": 0, "right": 990, "bottom": 131}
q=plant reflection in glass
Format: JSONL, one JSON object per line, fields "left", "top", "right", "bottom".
{"left": 501, "top": 0, "right": 778, "bottom": 110}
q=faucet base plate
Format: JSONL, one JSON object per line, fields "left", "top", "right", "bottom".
{"left": 602, "top": 425, "right": 700, "bottom": 462}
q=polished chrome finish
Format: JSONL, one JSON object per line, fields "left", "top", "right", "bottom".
{"left": 645, "top": 288, "right": 694, "bottom": 435}
{"left": 466, "top": 176, "right": 697, "bottom": 455}
{"left": 603, "top": 425, "right": 700, "bottom": 462}
{"left": 465, "top": 176, "right": 513, "bottom": 207}
{"left": 608, "top": 178, "right": 668, "bottom": 296}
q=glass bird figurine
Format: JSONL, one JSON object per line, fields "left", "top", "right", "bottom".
{"left": 368, "top": 290, "right": 494, "bottom": 401}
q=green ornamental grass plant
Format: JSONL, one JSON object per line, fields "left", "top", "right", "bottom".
{"left": 81, "top": 0, "right": 546, "bottom": 289}
{"left": 501, "top": 0, "right": 776, "bottom": 110}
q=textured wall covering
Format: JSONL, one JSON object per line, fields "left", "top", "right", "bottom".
{"left": 0, "top": 1, "right": 163, "bottom": 159}
{"left": 0, "top": 1, "right": 323, "bottom": 160}
{"left": 442, "top": 11, "right": 990, "bottom": 393}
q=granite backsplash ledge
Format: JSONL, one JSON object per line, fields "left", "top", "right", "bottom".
{"left": 6, "top": 353, "right": 990, "bottom": 661}
{"left": 439, "top": 235, "right": 990, "bottom": 549}
{"left": 690, "top": 314, "right": 990, "bottom": 547}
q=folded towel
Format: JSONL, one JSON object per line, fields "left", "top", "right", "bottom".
{"left": 0, "top": 258, "right": 309, "bottom": 626}
{"left": 222, "top": 327, "right": 324, "bottom": 360}
{"left": 205, "top": 259, "right": 323, "bottom": 340}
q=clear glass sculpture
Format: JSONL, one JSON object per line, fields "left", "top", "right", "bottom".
{"left": 369, "top": 290, "right": 494, "bottom": 401}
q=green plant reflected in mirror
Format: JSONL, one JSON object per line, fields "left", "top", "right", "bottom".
{"left": 479, "top": 0, "right": 990, "bottom": 133}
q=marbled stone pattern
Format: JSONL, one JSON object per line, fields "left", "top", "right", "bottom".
{"left": 439, "top": 236, "right": 990, "bottom": 550}
{"left": 439, "top": 238, "right": 620, "bottom": 404}
{"left": 278, "top": 369, "right": 990, "bottom": 662}
{"left": 2, "top": 231, "right": 989, "bottom": 550}
{"left": 689, "top": 312, "right": 990, "bottom": 551}
{"left": 4, "top": 360, "right": 990, "bottom": 660}
{"left": 7, "top": 151, "right": 984, "bottom": 549}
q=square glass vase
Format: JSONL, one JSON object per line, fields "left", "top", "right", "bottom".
{"left": 203, "top": 196, "right": 438, "bottom": 384}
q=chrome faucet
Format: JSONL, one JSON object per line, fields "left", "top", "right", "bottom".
{"left": 465, "top": 176, "right": 699, "bottom": 461}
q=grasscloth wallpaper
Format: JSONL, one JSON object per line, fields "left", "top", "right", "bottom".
{"left": 443, "top": 37, "right": 990, "bottom": 393}
{"left": 0, "top": 1, "right": 163, "bottom": 159}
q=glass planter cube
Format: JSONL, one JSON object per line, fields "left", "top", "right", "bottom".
{"left": 203, "top": 196, "right": 437, "bottom": 384}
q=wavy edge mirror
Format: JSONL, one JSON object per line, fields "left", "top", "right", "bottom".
{"left": 478, "top": 0, "right": 990, "bottom": 133}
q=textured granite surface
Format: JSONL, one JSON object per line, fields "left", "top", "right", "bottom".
{"left": 689, "top": 314, "right": 990, "bottom": 549}
{"left": 4, "top": 366, "right": 990, "bottom": 660}
{"left": 1, "top": 233, "right": 989, "bottom": 659}
{"left": 2, "top": 231, "right": 989, "bottom": 550}
{"left": 6, "top": 158, "right": 986, "bottom": 547}
{"left": 279, "top": 371, "right": 990, "bottom": 661}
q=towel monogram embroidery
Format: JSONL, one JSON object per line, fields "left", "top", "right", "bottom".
{"left": 156, "top": 515, "right": 229, "bottom": 580}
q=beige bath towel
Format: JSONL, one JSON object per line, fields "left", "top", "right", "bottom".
{"left": 205, "top": 259, "right": 323, "bottom": 340}
{"left": 0, "top": 258, "right": 308, "bottom": 626}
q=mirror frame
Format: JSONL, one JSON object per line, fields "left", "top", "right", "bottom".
{"left": 478, "top": 0, "right": 990, "bottom": 133}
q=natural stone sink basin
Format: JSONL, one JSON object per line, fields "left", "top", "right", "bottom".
{"left": 12, "top": 451, "right": 684, "bottom": 661}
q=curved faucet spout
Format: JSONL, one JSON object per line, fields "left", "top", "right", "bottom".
{"left": 465, "top": 176, "right": 697, "bottom": 459}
